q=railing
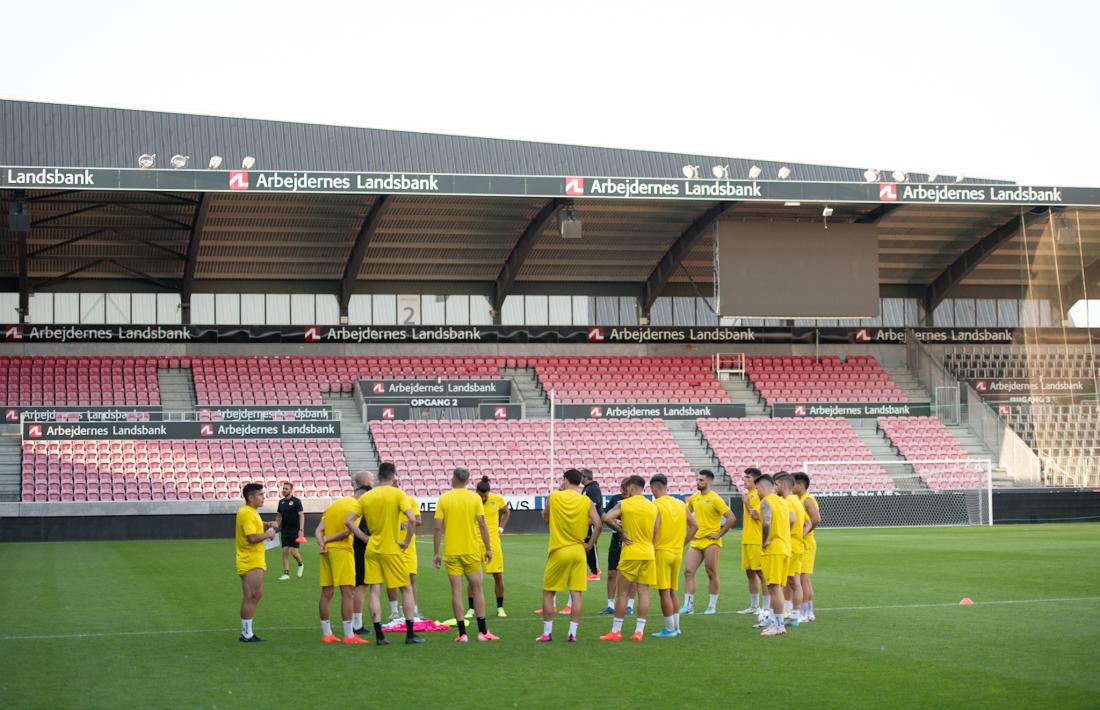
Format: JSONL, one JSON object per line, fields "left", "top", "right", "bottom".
{"left": 714, "top": 352, "right": 746, "bottom": 381}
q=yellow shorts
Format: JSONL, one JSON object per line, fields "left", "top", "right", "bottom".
{"left": 364, "top": 550, "right": 410, "bottom": 589}
{"left": 761, "top": 553, "right": 789, "bottom": 587}
{"left": 236, "top": 563, "right": 265, "bottom": 577}
{"left": 483, "top": 538, "right": 504, "bottom": 574}
{"left": 802, "top": 537, "right": 816, "bottom": 574}
{"left": 689, "top": 537, "right": 723, "bottom": 551}
{"left": 654, "top": 550, "right": 682, "bottom": 591}
{"left": 741, "top": 543, "right": 762, "bottom": 571}
{"left": 319, "top": 548, "right": 355, "bottom": 588}
{"left": 444, "top": 554, "right": 482, "bottom": 577}
{"left": 787, "top": 551, "right": 803, "bottom": 577}
{"left": 543, "top": 544, "right": 586, "bottom": 592}
{"left": 404, "top": 543, "right": 418, "bottom": 576}
{"left": 617, "top": 558, "right": 657, "bottom": 587}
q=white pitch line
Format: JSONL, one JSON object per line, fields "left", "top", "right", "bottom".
{"left": 3, "top": 596, "right": 1099, "bottom": 641}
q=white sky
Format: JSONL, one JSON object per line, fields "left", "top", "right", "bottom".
{"left": 4, "top": 0, "right": 1099, "bottom": 186}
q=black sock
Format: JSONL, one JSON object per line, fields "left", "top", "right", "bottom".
{"left": 373, "top": 622, "right": 384, "bottom": 641}
{"left": 477, "top": 616, "right": 487, "bottom": 634}
{"left": 405, "top": 618, "right": 415, "bottom": 639}
{"left": 468, "top": 596, "right": 475, "bottom": 612}
{"left": 457, "top": 619, "right": 466, "bottom": 636}
{"left": 283, "top": 570, "right": 288, "bottom": 575}
{"left": 497, "top": 595, "right": 504, "bottom": 609}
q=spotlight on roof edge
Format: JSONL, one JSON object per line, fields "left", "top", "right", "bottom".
{"left": 863, "top": 168, "right": 879, "bottom": 182}
{"left": 681, "top": 165, "right": 700, "bottom": 179}
{"left": 955, "top": 175, "right": 965, "bottom": 183}
{"left": 925, "top": 173, "right": 938, "bottom": 183}
{"left": 137, "top": 153, "right": 156, "bottom": 169}
{"left": 712, "top": 165, "right": 730, "bottom": 179}
{"left": 777, "top": 166, "right": 791, "bottom": 180}
{"left": 822, "top": 206, "right": 834, "bottom": 217}
{"left": 170, "top": 154, "right": 189, "bottom": 169}
{"left": 208, "top": 156, "right": 224, "bottom": 170}
{"left": 242, "top": 156, "right": 256, "bottom": 170}
{"left": 891, "top": 170, "right": 907, "bottom": 182}
{"left": 747, "top": 165, "right": 762, "bottom": 180}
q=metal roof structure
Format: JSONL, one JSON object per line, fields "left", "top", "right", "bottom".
{"left": 1, "top": 100, "right": 1099, "bottom": 323}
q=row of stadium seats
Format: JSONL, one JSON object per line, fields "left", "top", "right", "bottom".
{"left": 875, "top": 417, "right": 987, "bottom": 490}
{"left": 530, "top": 356, "right": 729, "bottom": 404}
{"left": 744, "top": 355, "right": 907, "bottom": 404}
{"left": 696, "top": 417, "right": 896, "bottom": 492}
{"left": 370, "top": 419, "right": 694, "bottom": 496}
{"left": 944, "top": 350, "right": 1099, "bottom": 380}
{"left": 0, "top": 356, "right": 160, "bottom": 406}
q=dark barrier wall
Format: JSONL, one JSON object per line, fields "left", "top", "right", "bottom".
{"left": 2, "top": 490, "right": 1099, "bottom": 542}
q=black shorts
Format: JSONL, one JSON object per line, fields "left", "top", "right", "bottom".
{"left": 280, "top": 531, "right": 300, "bottom": 549}
{"left": 607, "top": 537, "right": 622, "bottom": 571}
{"left": 354, "top": 539, "right": 366, "bottom": 586}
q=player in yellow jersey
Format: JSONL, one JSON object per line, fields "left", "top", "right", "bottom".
{"left": 386, "top": 487, "right": 423, "bottom": 624}
{"left": 235, "top": 483, "right": 276, "bottom": 643}
{"left": 776, "top": 472, "right": 808, "bottom": 626}
{"left": 681, "top": 469, "right": 737, "bottom": 615}
{"left": 648, "top": 473, "right": 697, "bottom": 638}
{"left": 314, "top": 492, "right": 366, "bottom": 644}
{"left": 737, "top": 468, "right": 765, "bottom": 616}
{"left": 793, "top": 472, "right": 821, "bottom": 622}
{"left": 538, "top": 468, "right": 602, "bottom": 643}
{"left": 600, "top": 475, "right": 659, "bottom": 642}
{"left": 477, "top": 475, "right": 510, "bottom": 617}
{"left": 756, "top": 474, "right": 791, "bottom": 637}
{"left": 345, "top": 463, "right": 423, "bottom": 645}
{"left": 434, "top": 467, "right": 498, "bottom": 642}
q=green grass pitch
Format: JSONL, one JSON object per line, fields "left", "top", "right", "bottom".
{"left": 1, "top": 524, "right": 1098, "bottom": 708}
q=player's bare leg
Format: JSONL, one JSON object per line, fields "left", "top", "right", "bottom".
{"left": 800, "top": 572, "right": 814, "bottom": 620}
{"left": 400, "top": 583, "right": 423, "bottom": 644}
{"left": 630, "top": 583, "right": 650, "bottom": 640}
{"left": 368, "top": 583, "right": 388, "bottom": 645}
{"left": 318, "top": 585, "right": 337, "bottom": 641}
{"left": 239, "top": 569, "right": 264, "bottom": 641}
{"left": 761, "top": 582, "right": 786, "bottom": 636}
{"left": 467, "top": 570, "right": 497, "bottom": 640}
{"left": 537, "top": 589, "right": 557, "bottom": 642}
{"left": 338, "top": 584, "right": 361, "bottom": 641}
{"left": 447, "top": 574, "right": 469, "bottom": 640}
{"left": 742, "top": 568, "right": 763, "bottom": 613}
{"left": 702, "top": 545, "right": 721, "bottom": 613}
{"left": 603, "top": 577, "right": 633, "bottom": 641}
{"left": 681, "top": 547, "right": 703, "bottom": 613}
{"left": 385, "top": 586, "right": 402, "bottom": 622}
{"left": 600, "top": 569, "right": 619, "bottom": 614}
{"left": 785, "top": 574, "right": 802, "bottom": 625}
{"left": 492, "top": 572, "right": 506, "bottom": 616}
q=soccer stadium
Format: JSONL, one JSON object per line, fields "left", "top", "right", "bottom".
{"left": 1, "top": 99, "right": 1098, "bottom": 707}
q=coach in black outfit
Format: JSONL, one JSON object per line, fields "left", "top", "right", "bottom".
{"left": 581, "top": 469, "right": 603, "bottom": 577}
{"left": 275, "top": 482, "right": 304, "bottom": 580}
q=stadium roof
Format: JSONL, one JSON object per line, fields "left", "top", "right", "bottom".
{"left": 1, "top": 99, "right": 1099, "bottom": 320}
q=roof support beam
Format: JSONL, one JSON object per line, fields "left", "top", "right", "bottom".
{"left": 640, "top": 201, "right": 738, "bottom": 315}
{"left": 340, "top": 196, "right": 392, "bottom": 317}
{"left": 855, "top": 204, "right": 902, "bottom": 223}
{"left": 1060, "top": 254, "right": 1100, "bottom": 311}
{"left": 492, "top": 198, "right": 566, "bottom": 320}
{"left": 923, "top": 207, "right": 1048, "bottom": 317}
{"left": 180, "top": 193, "right": 211, "bottom": 325}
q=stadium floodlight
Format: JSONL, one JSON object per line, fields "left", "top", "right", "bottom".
{"left": 747, "top": 165, "right": 763, "bottom": 180}
{"left": 712, "top": 165, "right": 730, "bottom": 179}
{"left": 242, "top": 156, "right": 256, "bottom": 170}
{"left": 863, "top": 168, "right": 879, "bottom": 182}
{"left": 558, "top": 206, "right": 582, "bottom": 239}
{"left": 137, "top": 153, "right": 156, "bottom": 169}
{"left": 170, "top": 154, "right": 189, "bottom": 169}
{"left": 777, "top": 166, "right": 791, "bottom": 180}
{"left": 955, "top": 175, "right": 965, "bottom": 183}
{"left": 208, "top": 155, "right": 224, "bottom": 170}
{"left": 822, "top": 206, "right": 834, "bottom": 218}
{"left": 926, "top": 172, "right": 938, "bottom": 183}
{"left": 681, "top": 165, "right": 700, "bottom": 179}
{"left": 891, "top": 170, "right": 907, "bottom": 182}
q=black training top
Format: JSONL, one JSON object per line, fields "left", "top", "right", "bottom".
{"left": 604, "top": 493, "right": 623, "bottom": 544}
{"left": 277, "top": 496, "right": 303, "bottom": 533}
{"left": 582, "top": 480, "right": 604, "bottom": 516}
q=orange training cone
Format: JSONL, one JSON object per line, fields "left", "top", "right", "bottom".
{"left": 296, "top": 535, "right": 307, "bottom": 544}
{"left": 959, "top": 597, "right": 974, "bottom": 605}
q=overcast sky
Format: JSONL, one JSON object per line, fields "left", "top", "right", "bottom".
{"left": 4, "top": 0, "right": 1098, "bottom": 186}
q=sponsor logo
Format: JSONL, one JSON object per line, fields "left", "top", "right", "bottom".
{"left": 879, "top": 183, "right": 897, "bottom": 201}
{"left": 5, "top": 326, "right": 22, "bottom": 341}
{"left": 304, "top": 326, "right": 320, "bottom": 342}
{"left": 5, "top": 409, "right": 18, "bottom": 422}
{"left": 372, "top": 383, "right": 386, "bottom": 394}
{"left": 855, "top": 328, "right": 871, "bottom": 343}
{"left": 494, "top": 406, "right": 507, "bottom": 419}
{"left": 565, "top": 177, "right": 585, "bottom": 196}
{"left": 229, "top": 171, "right": 249, "bottom": 190}
{"left": 590, "top": 406, "right": 603, "bottom": 418}
{"left": 588, "top": 327, "right": 605, "bottom": 342}
{"left": 198, "top": 408, "right": 211, "bottom": 418}
{"left": 794, "top": 405, "right": 807, "bottom": 417}
{"left": 975, "top": 380, "right": 988, "bottom": 392}
{"left": 381, "top": 407, "right": 395, "bottom": 420}
{"left": 200, "top": 424, "right": 214, "bottom": 437}
{"left": 28, "top": 424, "right": 43, "bottom": 438}
{"left": 998, "top": 405, "right": 1010, "bottom": 416}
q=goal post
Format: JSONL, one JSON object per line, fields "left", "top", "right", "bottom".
{"left": 800, "top": 458, "right": 993, "bottom": 527}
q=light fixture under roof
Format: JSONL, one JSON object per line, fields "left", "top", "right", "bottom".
{"left": 170, "top": 154, "right": 189, "bottom": 169}
{"left": 955, "top": 175, "right": 965, "bottom": 183}
{"left": 891, "top": 170, "right": 907, "bottom": 182}
{"left": 712, "top": 165, "right": 730, "bottom": 179}
{"left": 777, "top": 166, "right": 791, "bottom": 180}
{"left": 681, "top": 165, "right": 700, "bottom": 179}
{"left": 137, "top": 153, "right": 156, "bottom": 169}
{"left": 242, "top": 155, "right": 256, "bottom": 170}
{"left": 747, "top": 165, "right": 762, "bottom": 180}
{"left": 822, "top": 206, "right": 834, "bottom": 217}
{"left": 208, "top": 155, "right": 224, "bottom": 170}
{"left": 863, "top": 168, "right": 879, "bottom": 182}
{"left": 926, "top": 172, "right": 938, "bottom": 183}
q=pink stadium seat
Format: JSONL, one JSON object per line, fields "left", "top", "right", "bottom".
{"left": 744, "top": 355, "right": 906, "bottom": 406}
{"left": 877, "top": 416, "right": 987, "bottom": 490}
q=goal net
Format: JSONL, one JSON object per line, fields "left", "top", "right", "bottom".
{"left": 801, "top": 458, "right": 993, "bottom": 527}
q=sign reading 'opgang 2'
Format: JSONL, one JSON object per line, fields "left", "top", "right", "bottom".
{"left": 3, "top": 166, "right": 1099, "bottom": 206}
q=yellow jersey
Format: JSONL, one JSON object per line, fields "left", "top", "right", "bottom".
{"left": 547, "top": 488, "right": 590, "bottom": 552}
{"left": 801, "top": 493, "right": 819, "bottom": 542}
{"left": 482, "top": 492, "right": 507, "bottom": 540}
{"left": 436, "top": 488, "right": 486, "bottom": 557}
{"left": 687, "top": 490, "right": 731, "bottom": 541}
{"left": 358, "top": 484, "right": 413, "bottom": 555}
{"left": 785, "top": 493, "right": 807, "bottom": 554}
{"left": 653, "top": 495, "right": 688, "bottom": 553}
{"left": 741, "top": 488, "right": 762, "bottom": 545}
{"left": 761, "top": 493, "right": 791, "bottom": 556}
{"left": 322, "top": 496, "right": 361, "bottom": 551}
{"left": 235, "top": 505, "right": 266, "bottom": 573}
{"left": 404, "top": 494, "right": 419, "bottom": 547}
{"left": 620, "top": 495, "right": 659, "bottom": 562}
